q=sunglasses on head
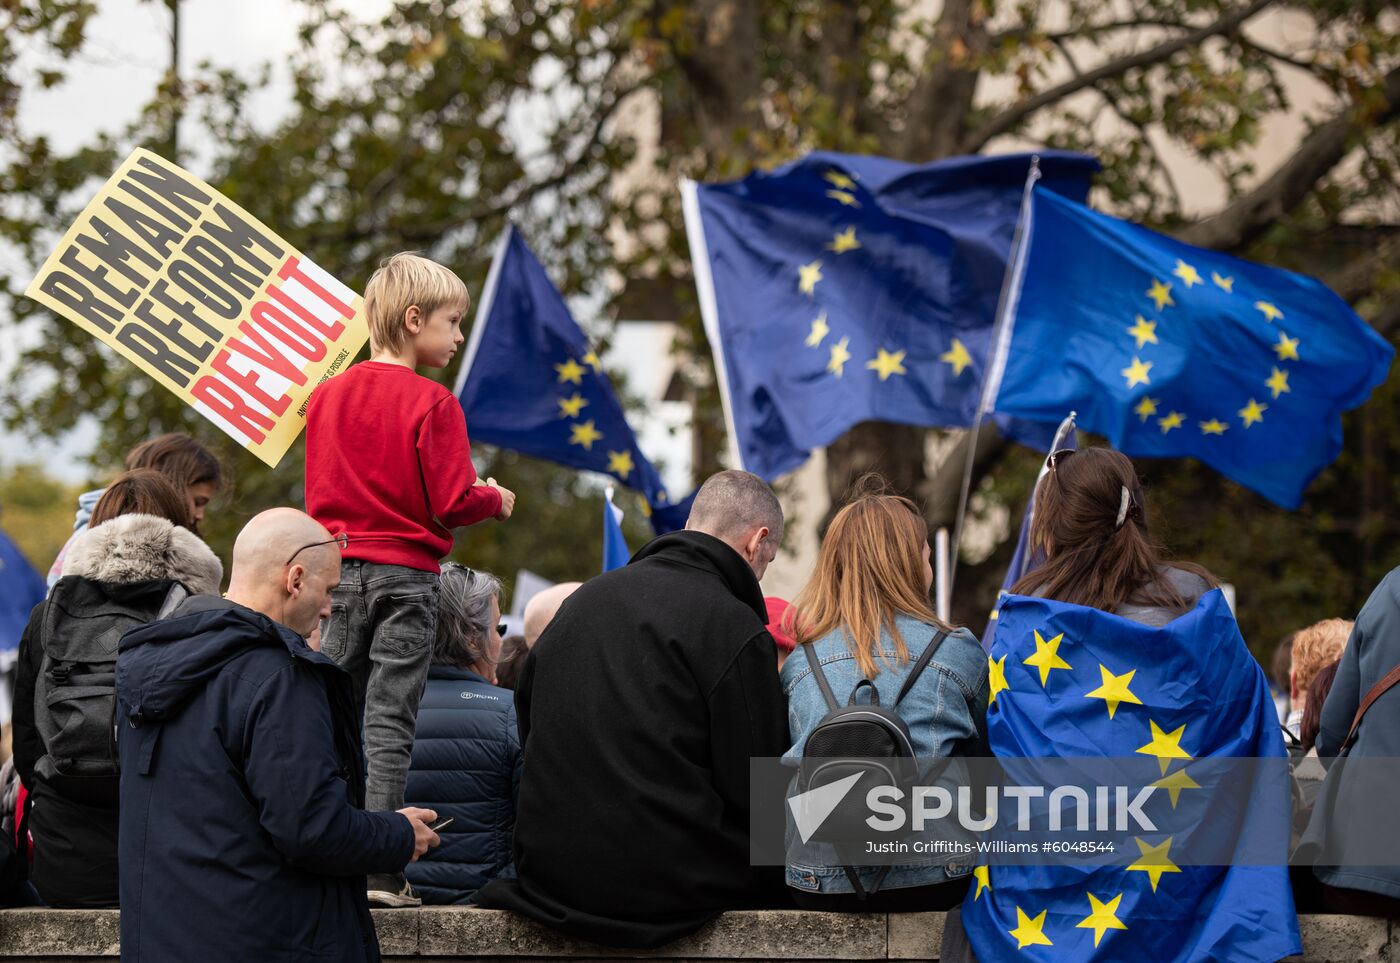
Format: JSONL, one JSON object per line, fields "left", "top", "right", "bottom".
{"left": 284, "top": 532, "right": 350, "bottom": 567}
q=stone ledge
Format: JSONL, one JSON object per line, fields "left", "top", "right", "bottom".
{"left": 0, "top": 908, "right": 1391, "bottom": 961}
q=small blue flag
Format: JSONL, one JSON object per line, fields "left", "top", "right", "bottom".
{"left": 987, "top": 412, "right": 1077, "bottom": 643}
{"left": 456, "top": 224, "right": 689, "bottom": 532}
{"left": 0, "top": 525, "right": 43, "bottom": 655}
{"left": 602, "top": 487, "right": 630, "bottom": 572}
{"left": 681, "top": 150, "right": 1099, "bottom": 480}
{"left": 962, "top": 590, "right": 1301, "bottom": 961}
{"left": 990, "top": 186, "right": 1394, "bottom": 508}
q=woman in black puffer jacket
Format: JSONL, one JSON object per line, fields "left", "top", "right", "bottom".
{"left": 403, "top": 563, "right": 520, "bottom": 905}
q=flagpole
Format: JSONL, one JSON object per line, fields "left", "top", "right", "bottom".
{"left": 680, "top": 177, "right": 746, "bottom": 472}
{"left": 946, "top": 156, "right": 1041, "bottom": 603}
{"left": 453, "top": 222, "right": 514, "bottom": 398}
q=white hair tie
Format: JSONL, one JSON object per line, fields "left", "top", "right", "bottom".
{"left": 1115, "top": 486, "right": 1131, "bottom": 529}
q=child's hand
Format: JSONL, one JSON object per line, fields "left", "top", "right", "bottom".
{"left": 487, "top": 477, "right": 515, "bottom": 521}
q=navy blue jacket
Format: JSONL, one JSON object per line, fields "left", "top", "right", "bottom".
{"left": 116, "top": 596, "right": 414, "bottom": 962}
{"left": 404, "top": 666, "right": 521, "bottom": 904}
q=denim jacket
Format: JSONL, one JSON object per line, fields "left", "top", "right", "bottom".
{"left": 779, "top": 617, "right": 987, "bottom": 895}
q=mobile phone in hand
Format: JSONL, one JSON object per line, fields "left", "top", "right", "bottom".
{"left": 427, "top": 816, "right": 454, "bottom": 833}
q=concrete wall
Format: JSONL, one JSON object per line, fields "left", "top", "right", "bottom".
{"left": 0, "top": 909, "right": 1390, "bottom": 962}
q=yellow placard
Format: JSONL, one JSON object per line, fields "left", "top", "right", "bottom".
{"left": 24, "top": 148, "right": 368, "bottom": 467}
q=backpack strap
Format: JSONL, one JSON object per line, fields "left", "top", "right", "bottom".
{"left": 801, "top": 644, "right": 841, "bottom": 712}
{"left": 1342, "top": 662, "right": 1400, "bottom": 751}
{"left": 894, "top": 630, "right": 949, "bottom": 707}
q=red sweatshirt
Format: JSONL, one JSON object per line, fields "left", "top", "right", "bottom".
{"left": 304, "top": 361, "right": 503, "bottom": 573}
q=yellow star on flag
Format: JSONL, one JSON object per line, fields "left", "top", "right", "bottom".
{"left": 1024, "top": 630, "right": 1072, "bottom": 687}
{"left": 828, "top": 337, "right": 852, "bottom": 377}
{"left": 1152, "top": 765, "right": 1202, "bottom": 809}
{"left": 1127, "top": 315, "right": 1158, "bottom": 349}
{"left": 606, "top": 449, "right": 634, "bottom": 479}
{"left": 1127, "top": 837, "right": 1182, "bottom": 892}
{"left": 798, "top": 260, "right": 824, "bottom": 295}
{"left": 1200, "top": 418, "right": 1229, "bottom": 435}
{"left": 824, "top": 169, "right": 856, "bottom": 191}
{"left": 1273, "top": 332, "right": 1299, "bottom": 361}
{"left": 940, "top": 338, "right": 972, "bottom": 377}
{"left": 582, "top": 350, "right": 603, "bottom": 373}
{"left": 1172, "top": 259, "right": 1202, "bottom": 288}
{"left": 1158, "top": 411, "right": 1185, "bottom": 434}
{"left": 867, "top": 348, "right": 908, "bottom": 382}
{"left": 568, "top": 419, "right": 603, "bottom": 450}
{"left": 1212, "top": 272, "right": 1234, "bottom": 293}
{"left": 1085, "top": 664, "right": 1142, "bottom": 720}
{"left": 1121, "top": 356, "right": 1153, "bottom": 389}
{"left": 1265, "top": 367, "right": 1291, "bottom": 399}
{"left": 826, "top": 189, "right": 860, "bottom": 207}
{"left": 554, "top": 358, "right": 586, "bottom": 385}
{"left": 1075, "top": 893, "right": 1128, "bottom": 948}
{"left": 988, "top": 654, "right": 1009, "bottom": 704}
{"left": 973, "top": 866, "right": 991, "bottom": 900}
{"left": 1136, "top": 719, "right": 1192, "bottom": 775}
{"left": 1009, "top": 907, "right": 1053, "bottom": 950}
{"left": 1238, "top": 398, "right": 1267, "bottom": 428}
{"left": 1147, "top": 278, "right": 1174, "bottom": 311}
{"left": 557, "top": 393, "right": 589, "bottom": 419}
{"left": 1255, "top": 300, "right": 1284, "bottom": 323}
{"left": 805, "top": 311, "right": 830, "bottom": 348}
{"left": 1133, "top": 396, "right": 1159, "bottom": 423}
{"left": 826, "top": 226, "right": 860, "bottom": 254}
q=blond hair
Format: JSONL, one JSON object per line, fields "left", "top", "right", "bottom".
{"left": 363, "top": 252, "right": 469, "bottom": 353}
{"left": 787, "top": 484, "right": 949, "bottom": 679}
{"left": 1291, "top": 618, "right": 1352, "bottom": 695}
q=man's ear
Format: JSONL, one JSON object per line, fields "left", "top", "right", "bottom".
{"left": 404, "top": 304, "right": 424, "bottom": 334}
{"left": 746, "top": 527, "right": 770, "bottom": 560}
{"left": 286, "top": 563, "right": 306, "bottom": 598}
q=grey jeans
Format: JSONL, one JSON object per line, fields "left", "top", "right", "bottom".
{"left": 320, "top": 559, "right": 439, "bottom": 814}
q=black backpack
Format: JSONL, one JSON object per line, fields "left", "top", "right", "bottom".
{"left": 794, "top": 630, "right": 948, "bottom": 898}
{"left": 32, "top": 576, "right": 186, "bottom": 782}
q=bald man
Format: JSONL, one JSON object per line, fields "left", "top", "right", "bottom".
{"left": 115, "top": 509, "right": 440, "bottom": 963}
{"left": 522, "top": 582, "right": 582, "bottom": 648}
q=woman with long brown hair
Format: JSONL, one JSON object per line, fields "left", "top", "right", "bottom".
{"left": 1012, "top": 446, "right": 1217, "bottom": 623}
{"left": 780, "top": 482, "right": 988, "bottom": 910}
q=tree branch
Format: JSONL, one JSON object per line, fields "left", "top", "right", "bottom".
{"left": 1180, "top": 65, "right": 1400, "bottom": 251}
{"left": 1050, "top": 36, "right": 1183, "bottom": 212}
{"left": 991, "top": 16, "right": 1192, "bottom": 47}
{"left": 962, "top": 0, "right": 1277, "bottom": 153}
{"left": 895, "top": 0, "right": 988, "bottom": 160}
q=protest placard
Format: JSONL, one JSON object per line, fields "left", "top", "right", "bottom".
{"left": 25, "top": 148, "right": 367, "bottom": 467}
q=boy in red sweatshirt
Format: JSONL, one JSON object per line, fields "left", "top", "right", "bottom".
{"left": 305, "top": 253, "right": 515, "bottom": 907}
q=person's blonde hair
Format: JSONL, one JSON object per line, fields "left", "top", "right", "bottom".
{"left": 1291, "top": 618, "right": 1352, "bottom": 695}
{"left": 786, "top": 480, "right": 949, "bottom": 679}
{"left": 363, "top": 252, "right": 469, "bottom": 353}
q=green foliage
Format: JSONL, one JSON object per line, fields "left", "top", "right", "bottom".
{"left": 0, "top": 462, "right": 81, "bottom": 576}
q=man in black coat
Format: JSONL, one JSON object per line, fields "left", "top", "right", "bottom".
{"left": 115, "top": 509, "right": 441, "bottom": 962}
{"left": 476, "top": 470, "right": 791, "bottom": 947}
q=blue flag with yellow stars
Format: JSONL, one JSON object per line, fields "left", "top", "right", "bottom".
{"left": 991, "top": 186, "right": 1394, "bottom": 509}
{"left": 961, "top": 590, "right": 1301, "bottom": 961}
{"left": 681, "top": 150, "right": 1099, "bottom": 480}
{"left": 455, "top": 224, "right": 690, "bottom": 533}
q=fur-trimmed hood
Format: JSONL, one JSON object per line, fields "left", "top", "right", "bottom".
{"left": 62, "top": 513, "right": 223, "bottom": 595}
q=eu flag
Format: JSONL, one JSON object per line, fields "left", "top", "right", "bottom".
{"left": 0, "top": 523, "right": 45, "bottom": 722}
{"left": 961, "top": 591, "right": 1300, "bottom": 961}
{"left": 991, "top": 187, "right": 1394, "bottom": 508}
{"left": 681, "top": 151, "right": 1099, "bottom": 480}
{"left": 455, "top": 225, "right": 689, "bottom": 532}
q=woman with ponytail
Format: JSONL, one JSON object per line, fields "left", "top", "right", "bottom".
{"left": 1011, "top": 446, "right": 1217, "bottom": 624}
